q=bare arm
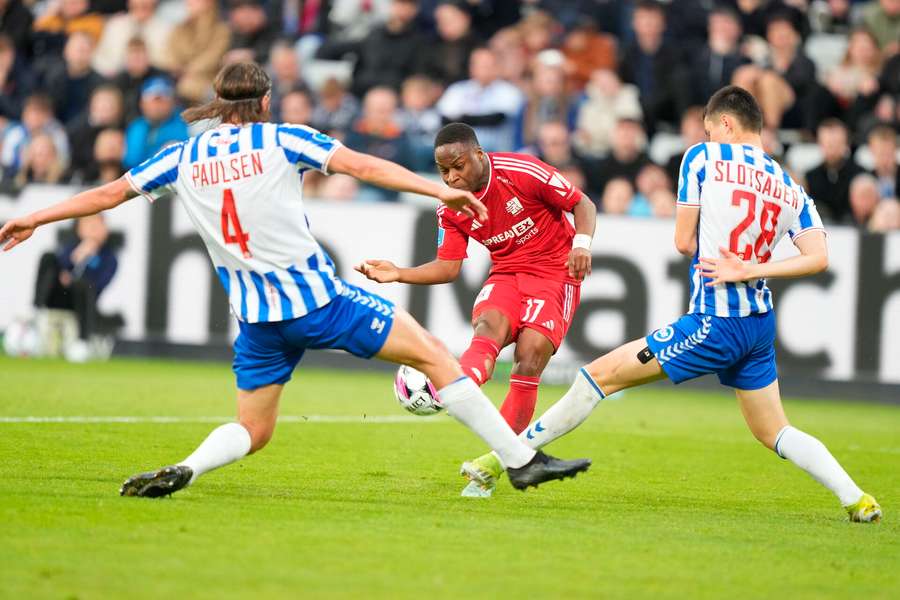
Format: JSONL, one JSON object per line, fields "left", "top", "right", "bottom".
{"left": 697, "top": 231, "right": 828, "bottom": 286}
{"left": 674, "top": 205, "right": 700, "bottom": 256}
{"left": 327, "top": 147, "right": 488, "bottom": 221}
{"left": 355, "top": 258, "right": 463, "bottom": 285}
{"left": 567, "top": 194, "right": 596, "bottom": 281}
{"left": 1, "top": 177, "right": 136, "bottom": 251}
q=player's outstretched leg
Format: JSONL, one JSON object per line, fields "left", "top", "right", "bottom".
{"left": 737, "top": 382, "right": 882, "bottom": 523}
{"left": 378, "top": 308, "right": 590, "bottom": 491}
{"left": 461, "top": 339, "right": 665, "bottom": 489}
{"left": 461, "top": 329, "right": 552, "bottom": 497}
{"left": 120, "top": 384, "right": 282, "bottom": 498}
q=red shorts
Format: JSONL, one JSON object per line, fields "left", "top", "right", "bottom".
{"left": 471, "top": 273, "right": 581, "bottom": 350}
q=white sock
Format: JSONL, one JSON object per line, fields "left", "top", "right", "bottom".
{"left": 178, "top": 422, "right": 252, "bottom": 484}
{"left": 774, "top": 425, "right": 864, "bottom": 506}
{"left": 438, "top": 376, "right": 535, "bottom": 469}
{"left": 520, "top": 368, "right": 606, "bottom": 450}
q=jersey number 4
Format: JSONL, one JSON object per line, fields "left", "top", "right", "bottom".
{"left": 729, "top": 190, "right": 780, "bottom": 263}
{"left": 221, "top": 188, "right": 252, "bottom": 258}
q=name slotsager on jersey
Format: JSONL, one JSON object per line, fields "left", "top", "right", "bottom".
{"left": 712, "top": 160, "right": 801, "bottom": 210}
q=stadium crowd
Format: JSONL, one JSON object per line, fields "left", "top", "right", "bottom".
{"left": 0, "top": 0, "right": 899, "bottom": 231}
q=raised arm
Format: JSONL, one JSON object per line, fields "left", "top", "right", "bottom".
{"left": 0, "top": 177, "right": 136, "bottom": 251}
{"left": 327, "top": 146, "right": 488, "bottom": 221}
{"left": 355, "top": 257, "right": 464, "bottom": 285}
{"left": 697, "top": 231, "right": 828, "bottom": 286}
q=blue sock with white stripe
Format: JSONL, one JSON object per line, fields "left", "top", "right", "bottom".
{"left": 773, "top": 425, "right": 864, "bottom": 506}
{"left": 519, "top": 368, "right": 606, "bottom": 450}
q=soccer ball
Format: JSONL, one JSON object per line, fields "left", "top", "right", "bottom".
{"left": 394, "top": 365, "right": 443, "bottom": 416}
{"left": 3, "top": 318, "right": 42, "bottom": 358}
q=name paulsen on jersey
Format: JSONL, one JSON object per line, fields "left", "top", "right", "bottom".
{"left": 481, "top": 216, "right": 538, "bottom": 246}
{"left": 191, "top": 151, "right": 264, "bottom": 188}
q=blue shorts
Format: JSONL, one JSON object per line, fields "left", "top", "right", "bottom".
{"left": 233, "top": 282, "right": 395, "bottom": 391}
{"left": 646, "top": 311, "right": 777, "bottom": 390}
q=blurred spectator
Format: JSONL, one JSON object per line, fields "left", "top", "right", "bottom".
{"left": 0, "top": 33, "right": 33, "bottom": 120}
{"left": 573, "top": 69, "right": 643, "bottom": 158}
{"left": 67, "top": 85, "right": 124, "bottom": 182}
{"left": 809, "top": 0, "right": 854, "bottom": 34}
{"left": 416, "top": 0, "right": 481, "bottom": 86}
{"left": 91, "top": 128, "right": 126, "bottom": 184}
{"left": 13, "top": 132, "right": 67, "bottom": 185}
{"left": 317, "top": 0, "right": 424, "bottom": 97}
{"left": 268, "top": 41, "right": 309, "bottom": 121}
{"left": 867, "top": 124, "right": 899, "bottom": 199}
{"left": 530, "top": 120, "right": 591, "bottom": 191}
{"left": 617, "top": 0, "right": 684, "bottom": 131}
{"left": 518, "top": 10, "right": 558, "bottom": 62}
{"left": 114, "top": 37, "right": 167, "bottom": 123}
{"left": 0, "top": 0, "right": 33, "bottom": 53}
{"left": 516, "top": 50, "right": 577, "bottom": 149}
{"left": 805, "top": 118, "right": 864, "bottom": 222}
{"left": 437, "top": 47, "right": 524, "bottom": 152}
{"left": 39, "top": 31, "right": 106, "bottom": 124}
{"left": 310, "top": 77, "right": 360, "bottom": 138}
{"left": 123, "top": 77, "right": 188, "bottom": 169}
{"left": 849, "top": 172, "right": 881, "bottom": 225}
{"left": 92, "top": 0, "right": 172, "bottom": 77}
{"left": 345, "top": 87, "right": 413, "bottom": 201}
{"left": 732, "top": 14, "right": 816, "bottom": 130}
{"left": 600, "top": 177, "right": 634, "bottom": 214}
{"left": 325, "top": 0, "right": 392, "bottom": 41}
{"left": 629, "top": 164, "right": 674, "bottom": 217}
{"left": 561, "top": 22, "right": 617, "bottom": 93}
{"left": 397, "top": 75, "right": 443, "bottom": 171}
{"left": 1, "top": 94, "right": 70, "bottom": 175}
{"left": 733, "top": 0, "right": 806, "bottom": 39}
{"left": 278, "top": 88, "right": 313, "bottom": 125}
{"left": 665, "top": 106, "right": 707, "bottom": 187}
{"left": 687, "top": 7, "right": 751, "bottom": 107}
{"left": 163, "top": 0, "right": 231, "bottom": 103}
{"left": 33, "top": 214, "right": 118, "bottom": 361}
{"left": 32, "top": 0, "right": 105, "bottom": 52}
{"left": 489, "top": 27, "right": 529, "bottom": 89}
{"left": 825, "top": 29, "right": 882, "bottom": 110}
{"left": 860, "top": 0, "right": 900, "bottom": 54}
{"left": 225, "top": 0, "right": 279, "bottom": 65}
{"left": 868, "top": 197, "right": 900, "bottom": 231}
{"left": 589, "top": 118, "right": 651, "bottom": 197}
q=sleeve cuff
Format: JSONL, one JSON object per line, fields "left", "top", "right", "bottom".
{"left": 790, "top": 227, "right": 826, "bottom": 241}
{"left": 124, "top": 171, "right": 156, "bottom": 204}
{"left": 320, "top": 142, "right": 343, "bottom": 175}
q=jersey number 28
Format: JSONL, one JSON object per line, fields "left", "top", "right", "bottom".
{"left": 221, "top": 188, "right": 252, "bottom": 258}
{"left": 729, "top": 190, "right": 780, "bottom": 263}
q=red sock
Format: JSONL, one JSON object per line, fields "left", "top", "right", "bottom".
{"left": 459, "top": 336, "right": 500, "bottom": 385}
{"left": 500, "top": 375, "right": 540, "bottom": 434}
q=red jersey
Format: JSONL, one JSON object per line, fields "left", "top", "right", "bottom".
{"left": 436, "top": 153, "right": 583, "bottom": 282}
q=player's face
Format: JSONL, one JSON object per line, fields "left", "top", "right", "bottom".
{"left": 435, "top": 143, "right": 485, "bottom": 191}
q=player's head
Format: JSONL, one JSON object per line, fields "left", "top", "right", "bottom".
{"left": 703, "top": 85, "right": 763, "bottom": 142}
{"left": 433, "top": 122, "right": 488, "bottom": 192}
{"left": 181, "top": 61, "right": 272, "bottom": 125}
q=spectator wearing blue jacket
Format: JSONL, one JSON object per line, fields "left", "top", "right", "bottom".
{"left": 123, "top": 77, "right": 188, "bottom": 169}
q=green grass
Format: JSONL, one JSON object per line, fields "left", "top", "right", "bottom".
{"left": 1, "top": 356, "right": 897, "bottom": 599}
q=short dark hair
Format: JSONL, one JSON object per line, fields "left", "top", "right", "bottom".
{"left": 434, "top": 122, "right": 480, "bottom": 149}
{"left": 704, "top": 85, "right": 763, "bottom": 133}
{"left": 818, "top": 117, "right": 848, "bottom": 134}
{"left": 634, "top": 0, "right": 665, "bottom": 15}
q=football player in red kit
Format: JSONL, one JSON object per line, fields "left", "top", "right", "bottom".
{"left": 357, "top": 122, "right": 596, "bottom": 496}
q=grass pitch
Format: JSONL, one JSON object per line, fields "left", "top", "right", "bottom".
{"left": 1, "top": 355, "right": 897, "bottom": 599}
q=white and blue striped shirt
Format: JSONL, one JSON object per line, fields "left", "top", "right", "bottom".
{"left": 677, "top": 142, "right": 825, "bottom": 318}
{"left": 125, "top": 122, "right": 343, "bottom": 323}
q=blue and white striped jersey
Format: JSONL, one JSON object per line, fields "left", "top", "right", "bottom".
{"left": 677, "top": 142, "right": 825, "bottom": 317}
{"left": 125, "top": 122, "right": 343, "bottom": 323}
